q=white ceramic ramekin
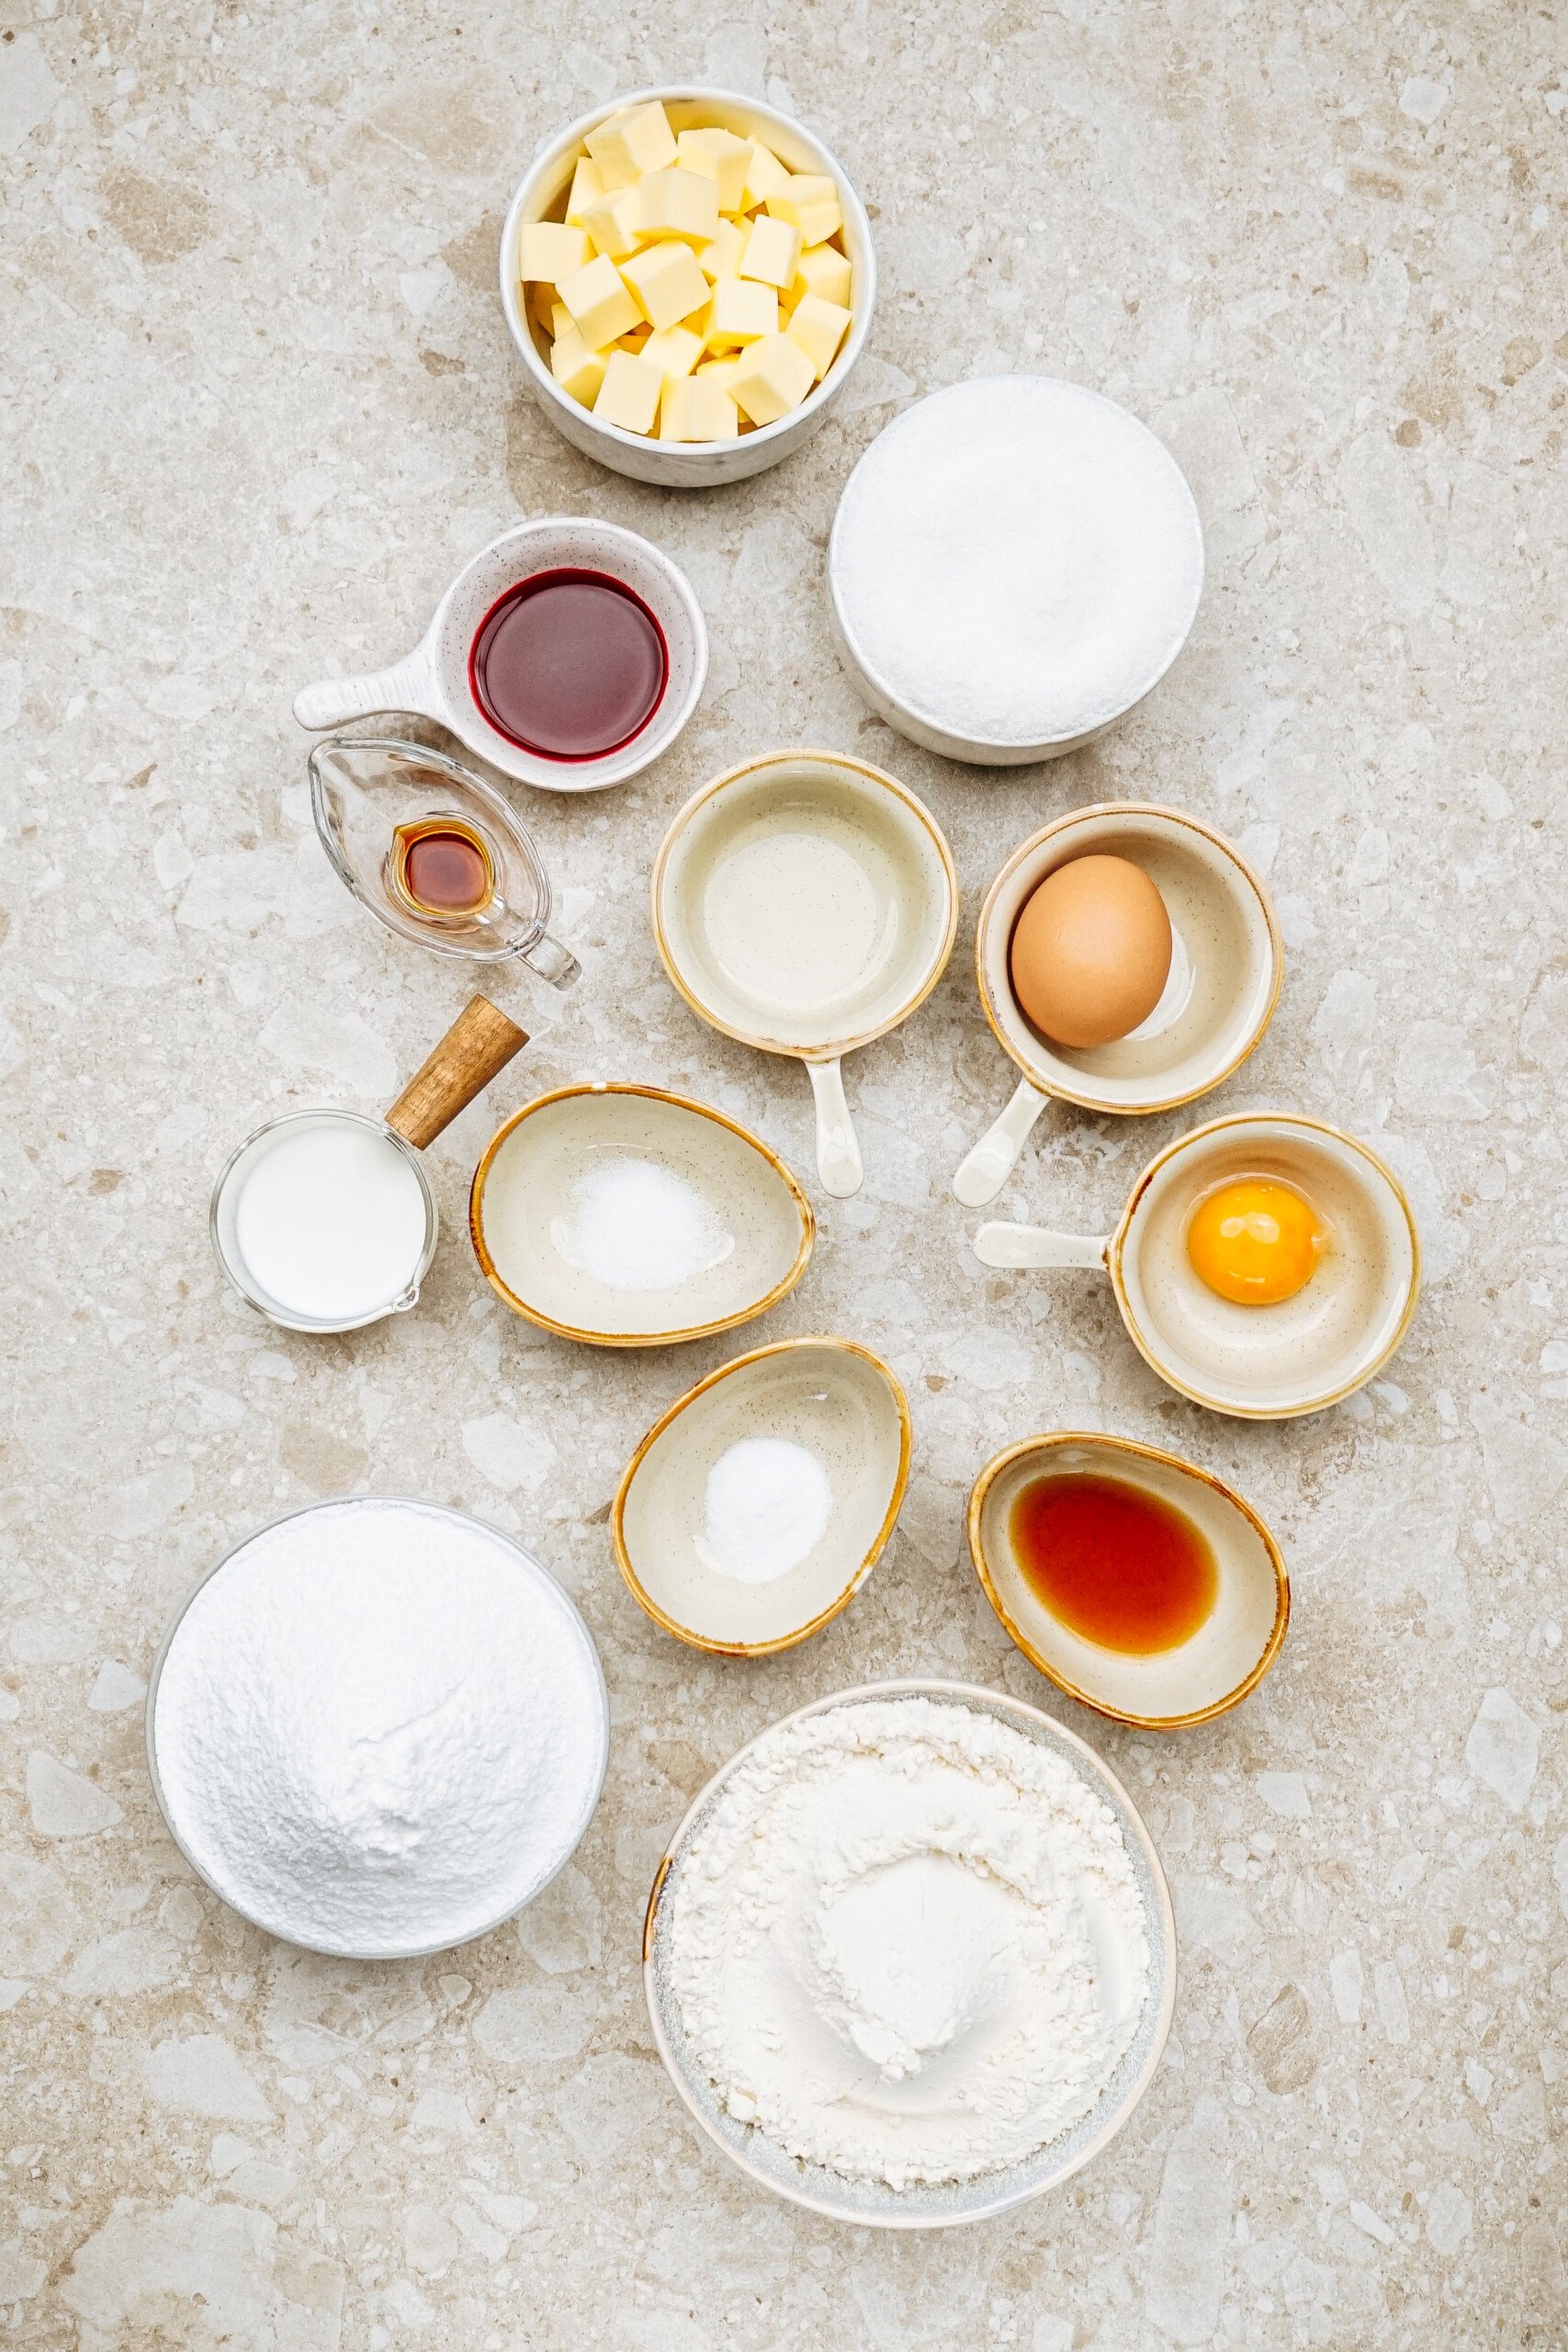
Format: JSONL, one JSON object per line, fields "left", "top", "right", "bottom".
{"left": 500, "top": 87, "right": 876, "bottom": 487}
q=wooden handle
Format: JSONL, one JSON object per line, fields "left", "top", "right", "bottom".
{"left": 385, "top": 995, "right": 529, "bottom": 1149}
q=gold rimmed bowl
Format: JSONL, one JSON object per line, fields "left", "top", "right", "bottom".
{"left": 953, "top": 803, "right": 1281, "bottom": 1208}
{"left": 613, "top": 1337, "right": 909, "bottom": 1655}
{"left": 974, "top": 1112, "right": 1420, "bottom": 1418}
{"left": 968, "top": 1432, "right": 1289, "bottom": 1729}
{"left": 468, "top": 1083, "right": 813, "bottom": 1347}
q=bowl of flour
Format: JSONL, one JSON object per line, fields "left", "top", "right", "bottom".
{"left": 147, "top": 1498, "right": 609, "bottom": 1960}
{"left": 828, "top": 376, "right": 1204, "bottom": 766}
{"left": 643, "top": 1680, "right": 1174, "bottom": 2225}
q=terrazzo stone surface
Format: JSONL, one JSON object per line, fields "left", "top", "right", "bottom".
{"left": 3, "top": 3, "right": 1566, "bottom": 2344}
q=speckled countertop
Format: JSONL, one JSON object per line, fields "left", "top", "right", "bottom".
{"left": 3, "top": 5, "right": 1566, "bottom": 2346}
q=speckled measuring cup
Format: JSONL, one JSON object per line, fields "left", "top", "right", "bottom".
{"left": 293, "top": 517, "right": 707, "bottom": 793}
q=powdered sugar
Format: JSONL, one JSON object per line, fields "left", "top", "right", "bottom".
{"left": 150, "top": 1499, "right": 607, "bottom": 1957}
{"left": 663, "top": 1694, "right": 1151, "bottom": 2188}
{"left": 830, "top": 375, "right": 1203, "bottom": 748}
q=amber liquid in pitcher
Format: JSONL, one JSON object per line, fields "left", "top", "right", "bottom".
{"left": 391, "top": 817, "right": 496, "bottom": 918}
{"left": 1009, "top": 1472, "right": 1217, "bottom": 1654}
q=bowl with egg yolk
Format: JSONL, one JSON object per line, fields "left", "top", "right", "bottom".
{"left": 1111, "top": 1113, "right": 1420, "bottom": 1417}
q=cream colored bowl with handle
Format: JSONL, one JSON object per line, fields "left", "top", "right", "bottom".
{"left": 968, "top": 1431, "right": 1289, "bottom": 1729}
{"left": 651, "top": 751, "right": 958, "bottom": 1199}
{"left": 974, "top": 1112, "right": 1421, "bottom": 1419}
{"left": 502, "top": 87, "right": 876, "bottom": 487}
{"left": 954, "top": 804, "right": 1281, "bottom": 1208}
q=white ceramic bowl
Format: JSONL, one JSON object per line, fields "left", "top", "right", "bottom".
{"left": 643, "top": 1679, "right": 1176, "bottom": 2228}
{"left": 294, "top": 518, "right": 707, "bottom": 794}
{"left": 501, "top": 87, "right": 876, "bottom": 487}
{"left": 146, "top": 1499, "right": 610, "bottom": 1961}
{"left": 828, "top": 376, "right": 1204, "bottom": 763}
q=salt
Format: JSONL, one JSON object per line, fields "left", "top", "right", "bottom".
{"left": 829, "top": 375, "right": 1204, "bottom": 748}
{"left": 551, "top": 1154, "right": 735, "bottom": 1293}
{"left": 151, "top": 1499, "right": 608, "bottom": 1957}
{"left": 696, "top": 1436, "right": 833, "bottom": 1584}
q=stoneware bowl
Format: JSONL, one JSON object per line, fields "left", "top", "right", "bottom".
{"left": 502, "top": 87, "right": 876, "bottom": 487}
{"left": 953, "top": 803, "right": 1281, "bottom": 1208}
{"left": 469, "top": 1082, "right": 814, "bottom": 1346}
{"left": 974, "top": 1112, "right": 1421, "bottom": 1419}
{"left": 642, "top": 1678, "right": 1176, "bottom": 2228}
{"left": 651, "top": 751, "right": 958, "bottom": 1197}
{"left": 293, "top": 517, "right": 707, "bottom": 793}
{"left": 827, "top": 376, "right": 1203, "bottom": 763}
{"left": 146, "top": 1498, "right": 610, "bottom": 1962}
{"left": 614, "top": 1338, "right": 910, "bottom": 1656}
{"left": 968, "top": 1432, "right": 1289, "bottom": 1728}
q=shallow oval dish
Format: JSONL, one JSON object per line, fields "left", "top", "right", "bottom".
{"left": 469, "top": 1083, "right": 814, "bottom": 1346}
{"left": 969, "top": 1433, "right": 1289, "bottom": 1729}
{"left": 502, "top": 87, "right": 876, "bottom": 489}
{"left": 614, "top": 1339, "right": 910, "bottom": 1655}
{"left": 643, "top": 1679, "right": 1176, "bottom": 2229}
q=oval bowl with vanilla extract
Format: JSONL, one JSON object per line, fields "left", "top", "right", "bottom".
{"left": 968, "top": 1433, "right": 1289, "bottom": 1730}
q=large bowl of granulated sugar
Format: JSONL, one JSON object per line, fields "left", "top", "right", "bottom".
{"left": 147, "top": 1498, "right": 609, "bottom": 1960}
{"left": 828, "top": 376, "right": 1204, "bottom": 766}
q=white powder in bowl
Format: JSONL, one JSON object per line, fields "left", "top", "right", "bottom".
{"left": 663, "top": 1695, "right": 1151, "bottom": 2188}
{"left": 695, "top": 1436, "right": 833, "bottom": 1585}
{"left": 150, "top": 1499, "right": 608, "bottom": 1958}
{"left": 829, "top": 375, "right": 1204, "bottom": 749}
{"left": 551, "top": 1155, "right": 735, "bottom": 1293}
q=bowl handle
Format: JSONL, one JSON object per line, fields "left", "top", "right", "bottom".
{"left": 293, "top": 644, "right": 437, "bottom": 731}
{"left": 807, "top": 1057, "right": 863, "bottom": 1199}
{"left": 973, "top": 1221, "right": 1108, "bottom": 1272}
{"left": 953, "top": 1079, "right": 1049, "bottom": 1207}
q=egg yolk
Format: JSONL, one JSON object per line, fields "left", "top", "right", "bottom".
{"left": 1187, "top": 1180, "right": 1323, "bottom": 1306}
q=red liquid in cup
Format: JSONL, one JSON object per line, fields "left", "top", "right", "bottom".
{"left": 468, "top": 569, "right": 668, "bottom": 760}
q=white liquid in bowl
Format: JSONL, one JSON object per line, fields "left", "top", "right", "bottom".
{"left": 231, "top": 1120, "right": 428, "bottom": 1322}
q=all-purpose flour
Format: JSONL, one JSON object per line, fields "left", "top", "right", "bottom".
{"left": 665, "top": 1695, "right": 1150, "bottom": 2188}
{"left": 152, "top": 1499, "right": 607, "bottom": 1957}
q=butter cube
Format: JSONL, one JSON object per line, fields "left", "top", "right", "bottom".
{"left": 550, "top": 326, "right": 607, "bottom": 406}
{"left": 676, "top": 126, "right": 755, "bottom": 215}
{"left": 640, "top": 324, "right": 704, "bottom": 383}
{"left": 730, "top": 330, "right": 815, "bottom": 425}
{"left": 559, "top": 252, "right": 642, "bottom": 349}
{"left": 550, "top": 300, "right": 573, "bottom": 339}
{"left": 564, "top": 157, "right": 604, "bottom": 226}
{"left": 593, "top": 348, "right": 665, "bottom": 435}
{"left": 620, "top": 239, "right": 710, "bottom": 332}
{"left": 792, "top": 242, "right": 853, "bottom": 309}
{"left": 660, "top": 375, "right": 740, "bottom": 442}
{"left": 581, "top": 185, "right": 645, "bottom": 262}
{"left": 694, "top": 356, "right": 740, "bottom": 397}
{"left": 584, "top": 99, "right": 676, "bottom": 188}
{"left": 635, "top": 166, "right": 720, "bottom": 249}
{"left": 767, "top": 173, "right": 842, "bottom": 248}
{"left": 519, "top": 221, "right": 592, "bottom": 284}
{"left": 785, "top": 292, "right": 852, "bottom": 379}
{"left": 705, "top": 277, "right": 778, "bottom": 347}
{"left": 695, "top": 219, "right": 747, "bottom": 283}
{"left": 742, "top": 140, "right": 793, "bottom": 209}
{"left": 739, "top": 212, "right": 802, "bottom": 290}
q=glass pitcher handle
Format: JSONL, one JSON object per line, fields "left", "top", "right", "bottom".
{"left": 521, "top": 930, "right": 581, "bottom": 989}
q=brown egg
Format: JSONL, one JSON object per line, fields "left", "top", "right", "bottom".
{"left": 1009, "top": 854, "right": 1172, "bottom": 1049}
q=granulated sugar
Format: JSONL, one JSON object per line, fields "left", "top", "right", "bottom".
{"left": 829, "top": 375, "right": 1203, "bottom": 748}
{"left": 151, "top": 1499, "right": 607, "bottom": 1957}
{"left": 551, "top": 1155, "right": 735, "bottom": 1293}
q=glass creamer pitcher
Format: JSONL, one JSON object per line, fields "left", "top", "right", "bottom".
{"left": 309, "top": 734, "right": 581, "bottom": 986}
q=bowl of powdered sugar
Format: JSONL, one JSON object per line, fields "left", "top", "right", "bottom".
{"left": 147, "top": 1498, "right": 609, "bottom": 1960}
{"left": 828, "top": 376, "right": 1204, "bottom": 767}
{"left": 644, "top": 1679, "right": 1175, "bottom": 2225}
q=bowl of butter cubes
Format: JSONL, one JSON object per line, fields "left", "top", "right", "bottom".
{"left": 501, "top": 87, "right": 876, "bottom": 486}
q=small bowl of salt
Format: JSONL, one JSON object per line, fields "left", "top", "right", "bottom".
{"left": 828, "top": 375, "right": 1204, "bottom": 766}
{"left": 613, "top": 1337, "right": 910, "bottom": 1655}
